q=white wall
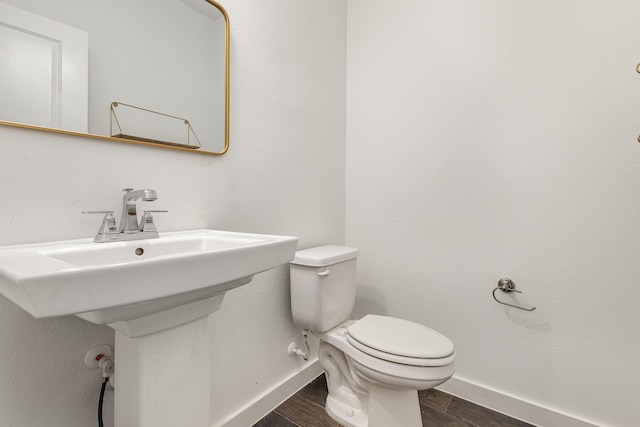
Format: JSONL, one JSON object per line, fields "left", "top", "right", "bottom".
{"left": 346, "top": 1, "right": 640, "bottom": 426}
{"left": 0, "top": 1, "right": 346, "bottom": 426}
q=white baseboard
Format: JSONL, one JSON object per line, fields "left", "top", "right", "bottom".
{"left": 437, "top": 376, "right": 601, "bottom": 427}
{"left": 215, "top": 359, "right": 324, "bottom": 427}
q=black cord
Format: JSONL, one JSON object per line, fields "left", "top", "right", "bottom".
{"left": 98, "top": 377, "right": 108, "bottom": 427}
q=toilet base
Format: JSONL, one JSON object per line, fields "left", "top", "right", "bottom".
{"left": 368, "top": 383, "right": 422, "bottom": 427}
{"left": 326, "top": 394, "right": 368, "bottom": 427}
{"left": 325, "top": 384, "right": 422, "bottom": 427}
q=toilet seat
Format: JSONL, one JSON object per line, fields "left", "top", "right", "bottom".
{"left": 346, "top": 315, "right": 455, "bottom": 367}
{"left": 316, "top": 320, "right": 456, "bottom": 386}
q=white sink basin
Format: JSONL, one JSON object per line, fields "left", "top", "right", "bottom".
{"left": 0, "top": 229, "right": 297, "bottom": 336}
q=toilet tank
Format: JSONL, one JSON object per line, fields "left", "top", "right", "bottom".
{"left": 290, "top": 246, "right": 359, "bottom": 333}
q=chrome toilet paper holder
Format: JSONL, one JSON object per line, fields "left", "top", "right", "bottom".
{"left": 492, "top": 277, "right": 536, "bottom": 312}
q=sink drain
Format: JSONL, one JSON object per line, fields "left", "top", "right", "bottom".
{"left": 135, "top": 248, "right": 144, "bottom": 256}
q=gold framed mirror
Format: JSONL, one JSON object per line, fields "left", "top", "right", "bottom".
{"left": 0, "top": 0, "right": 229, "bottom": 155}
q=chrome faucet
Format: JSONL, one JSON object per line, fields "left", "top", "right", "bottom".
{"left": 119, "top": 188, "right": 158, "bottom": 233}
{"left": 83, "top": 188, "right": 167, "bottom": 243}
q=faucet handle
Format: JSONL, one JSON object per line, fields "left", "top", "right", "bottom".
{"left": 82, "top": 210, "right": 114, "bottom": 215}
{"left": 140, "top": 210, "right": 168, "bottom": 233}
{"left": 82, "top": 211, "right": 118, "bottom": 242}
{"left": 82, "top": 210, "right": 116, "bottom": 223}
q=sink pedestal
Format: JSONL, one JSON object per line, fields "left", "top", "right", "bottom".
{"left": 115, "top": 314, "right": 212, "bottom": 427}
{"left": 111, "top": 292, "right": 230, "bottom": 427}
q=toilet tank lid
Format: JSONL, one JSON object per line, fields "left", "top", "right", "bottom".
{"left": 291, "top": 245, "right": 359, "bottom": 267}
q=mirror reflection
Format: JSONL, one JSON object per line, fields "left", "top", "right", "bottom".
{"left": 0, "top": 0, "right": 229, "bottom": 155}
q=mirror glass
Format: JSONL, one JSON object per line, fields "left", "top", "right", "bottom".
{"left": 0, "top": 0, "right": 229, "bottom": 155}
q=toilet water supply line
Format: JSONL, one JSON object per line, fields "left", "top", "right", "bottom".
{"left": 84, "top": 345, "right": 114, "bottom": 427}
{"left": 288, "top": 330, "right": 310, "bottom": 361}
{"left": 96, "top": 353, "right": 113, "bottom": 427}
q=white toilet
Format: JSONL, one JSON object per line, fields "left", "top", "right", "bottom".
{"left": 290, "top": 246, "right": 456, "bottom": 427}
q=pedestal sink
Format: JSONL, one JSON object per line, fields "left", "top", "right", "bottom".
{"left": 0, "top": 229, "right": 298, "bottom": 427}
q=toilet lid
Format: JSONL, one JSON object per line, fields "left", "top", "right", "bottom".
{"left": 346, "top": 315, "right": 454, "bottom": 360}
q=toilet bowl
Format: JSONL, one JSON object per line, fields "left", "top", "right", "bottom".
{"left": 290, "top": 246, "right": 455, "bottom": 427}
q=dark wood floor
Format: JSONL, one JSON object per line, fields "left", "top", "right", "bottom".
{"left": 254, "top": 374, "right": 534, "bottom": 427}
